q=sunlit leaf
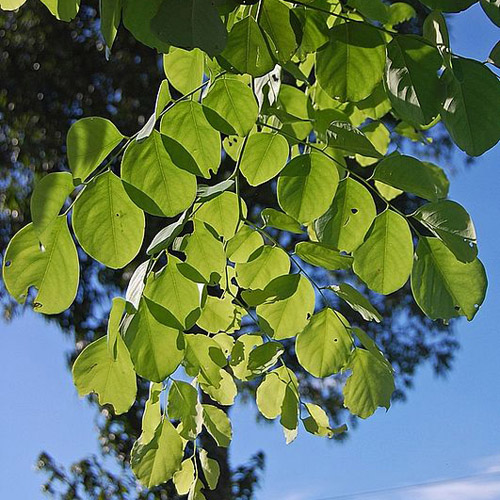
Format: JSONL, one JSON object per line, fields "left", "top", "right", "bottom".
{"left": 353, "top": 210, "right": 414, "bottom": 295}
{"left": 411, "top": 237, "right": 487, "bottom": 321}
{"left": 72, "top": 171, "right": 145, "bottom": 269}
{"left": 296, "top": 308, "right": 352, "bottom": 377}
{"left": 3, "top": 217, "right": 79, "bottom": 314}
{"left": 72, "top": 335, "right": 136, "bottom": 415}
{"left": 67, "top": 117, "right": 124, "bottom": 184}
{"left": 277, "top": 153, "right": 339, "bottom": 224}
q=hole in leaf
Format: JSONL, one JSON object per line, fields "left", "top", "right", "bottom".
{"left": 116, "top": 213, "right": 120, "bottom": 217}
{"left": 306, "top": 313, "right": 311, "bottom": 320}
{"left": 474, "top": 303, "right": 479, "bottom": 309}
{"left": 33, "top": 302, "right": 42, "bottom": 309}
{"left": 334, "top": 338, "right": 338, "bottom": 342}
{"left": 39, "top": 242, "right": 46, "bottom": 252}
{"left": 454, "top": 305, "right": 460, "bottom": 311}
{"left": 5, "top": 260, "right": 11, "bottom": 267}
{"left": 351, "top": 208, "right": 358, "bottom": 214}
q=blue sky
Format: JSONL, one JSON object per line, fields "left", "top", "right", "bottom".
{"left": 1, "top": 4, "right": 500, "bottom": 500}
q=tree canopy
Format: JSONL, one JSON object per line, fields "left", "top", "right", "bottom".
{"left": 1, "top": 0, "right": 498, "bottom": 498}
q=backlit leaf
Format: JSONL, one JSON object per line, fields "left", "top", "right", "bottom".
{"left": 296, "top": 308, "right": 352, "bottom": 377}
{"left": 314, "top": 178, "right": 376, "bottom": 253}
{"left": 3, "top": 217, "right": 79, "bottom": 314}
{"left": 72, "top": 335, "right": 136, "bottom": 415}
{"left": 124, "top": 299, "right": 184, "bottom": 382}
{"left": 277, "top": 153, "right": 339, "bottom": 224}
{"left": 72, "top": 171, "right": 145, "bottom": 269}
{"left": 121, "top": 131, "right": 197, "bottom": 217}
{"left": 411, "top": 237, "right": 487, "bottom": 321}
{"left": 295, "top": 241, "right": 353, "bottom": 270}
{"left": 240, "top": 133, "right": 289, "bottom": 186}
{"left": 353, "top": 210, "right": 414, "bottom": 295}
{"left": 67, "top": 117, "right": 124, "bottom": 184}
{"left": 343, "top": 348, "right": 395, "bottom": 418}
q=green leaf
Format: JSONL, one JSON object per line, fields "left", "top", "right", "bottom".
{"left": 139, "top": 382, "right": 163, "bottom": 445}
{"left": 256, "top": 369, "right": 287, "bottom": 420}
{"left": 261, "top": 208, "right": 303, "bottom": 234}
{"left": 413, "top": 200, "right": 477, "bottom": 263}
{"left": 72, "top": 335, "right": 137, "bottom": 415}
{"left": 356, "top": 83, "right": 392, "bottom": 121}
{"left": 200, "top": 369, "right": 237, "bottom": 406}
{"left": 296, "top": 308, "right": 352, "bottom": 377}
{"left": 441, "top": 57, "right": 500, "bottom": 156}
{"left": 131, "top": 419, "right": 184, "bottom": 488}
{"left": 30, "top": 172, "right": 74, "bottom": 242}
{"left": 316, "top": 22, "right": 385, "bottom": 102}
{"left": 343, "top": 348, "right": 395, "bottom": 418}
{"left": 72, "top": 171, "right": 145, "bottom": 269}
{"left": 314, "top": 178, "right": 376, "bottom": 253}
{"left": 194, "top": 191, "right": 247, "bottom": 240}
{"left": 326, "top": 121, "right": 382, "bottom": 158}
{"left": 295, "top": 241, "right": 353, "bottom": 270}
{"left": 197, "top": 295, "right": 242, "bottom": 334}
{"left": 257, "top": 274, "right": 315, "bottom": 340}
{"left": 150, "top": 0, "right": 227, "bottom": 56}
{"left": 260, "top": 0, "right": 298, "bottom": 64}
{"left": 124, "top": 299, "right": 184, "bottom": 382}
{"left": 168, "top": 380, "right": 201, "bottom": 440}
{"left": 353, "top": 210, "right": 414, "bottom": 295}
{"left": 100, "top": 0, "right": 121, "bottom": 49}
{"left": 303, "top": 403, "right": 346, "bottom": 438}
{"left": 122, "top": 131, "right": 197, "bottom": 217}
{"left": 3, "top": 217, "right": 79, "bottom": 315}
{"left": 277, "top": 153, "right": 339, "bottom": 224}
{"left": 202, "top": 404, "right": 232, "bottom": 447}
{"left": 173, "top": 459, "right": 196, "bottom": 496}
{"left": 235, "top": 245, "right": 290, "bottom": 290}
{"left": 136, "top": 80, "right": 171, "bottom": 142}
{"left": 184, "top": 334, "right": 226, "bottom": 388}
{"left": 256, "top": 365, "right": 298, "bottom": 437}
{"left": 348, "top": 0, "right": 388, "bottom": 23}
{"left": 182, "top": 220, "right": 226, "bottom": 283}
{"left": 275, "top": 84, "right": 313, "bottom": 140}
{"left": 144, "top": 254, "right": 201, "bottom": 330}
{"left": 197, "top": 178, "right": 236, "bottom": 201}
{"left": 67, "top": 117, "right": 124, "bottom": 184}
{"left": 227, "top": 225, "right": 264, "bottom": 263}
{"left": 220, "top": 16, "right": 275, "bottom": 77}
{"left": 352, "top": 327, "right": 392, "bottom": 371}
{"left": 423, "top": 10, "right": 451, "bottom": 67}
{"left": 203, "top": 78, "right": 258, "bottom": 136}
{"left": 163, "top": 48, "right": 204, "bottom": 96}
{"left": 160, "top": 101, "right": 221, "bottom": 178}
{"left": 122, "top": 0, "right": 170, "bottom": 53}
{"left": 411, "top": 237, "right": 487, "bottom": 321}
{"left": 240, "top": 133, "right": 289, "bottom": 186}
{"left": 0, "top": 0, "right": 28, "bottom": 10}
{"left": 107, "top": 297, "right": 126, "bottom": 360}
{"left": 39, "top": 0, "right": 80, "bottom": 21}
{"left": 372, "top": 154, "right": 449, "bottom": 202}
{"left": 293, "top": 7, "right": 329, "bottom": 57}
{"left": 385, "top": 35, "right": 443, "bottom": 127}
{"left": 419, "top": 0, "right": 477, "bottom": 12}
{"left": 247, "top": 342, "right": 284, "bottom": 374}
{"left": 199, "top": 450, "right": 220, "bottom": 490}
{"left": 146, "top": 212, "right": 189, "bottom": 256}
{"left": 386, "top": 2, "right": 416, "bottom": 27}
{"left": 356, "top": 121, "right": 390, "bottom": 167}
{"left": 231, "top": 334, "right": 264, "bottom": 381}
{"left": 325, "top": 284, "right": 382, "bottom": 323}
{"left": 481, "top": 0, "right": 500, "bottom": 27}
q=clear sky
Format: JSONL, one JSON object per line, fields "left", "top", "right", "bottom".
{"left": 1, "top": 4, "right": 499, "bottom": 500}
